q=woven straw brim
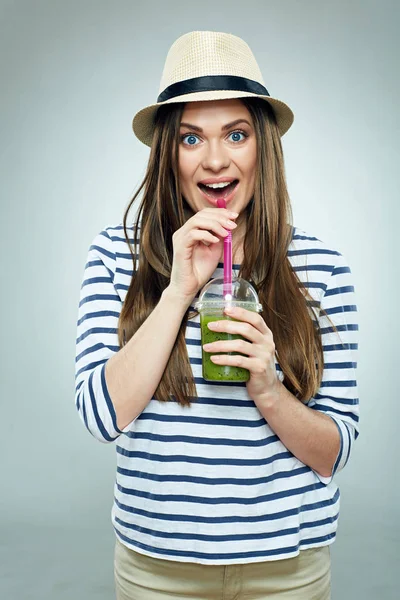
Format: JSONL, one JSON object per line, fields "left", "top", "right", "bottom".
{"left": 132, "top": 90, "right": 294, "bottom": 147}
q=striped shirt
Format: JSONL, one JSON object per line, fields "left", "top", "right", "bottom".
{"left": 75, "top": 223, "right": 360, "bottom": 565}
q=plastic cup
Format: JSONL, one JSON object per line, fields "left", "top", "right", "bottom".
{"left": 194, "top": 277, "right": 262, "bottom": 382}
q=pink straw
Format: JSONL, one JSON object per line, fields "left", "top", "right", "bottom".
{"left": 216, "top": 199, "right": 232, "bottom": 298}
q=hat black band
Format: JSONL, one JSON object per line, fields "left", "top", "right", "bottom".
{"left": 157, "top": 75, "right": 270, "bottom": 103}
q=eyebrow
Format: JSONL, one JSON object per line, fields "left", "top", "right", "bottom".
{"left": 179, "top": 118, "right": 252, "bottom": 132}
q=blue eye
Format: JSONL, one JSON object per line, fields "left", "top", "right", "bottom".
{"left": 181, "top": 134, "right": 199, "bottom": 146}
{"left": 180, "top": 130, "right": 248, "bottom": 146}
{"left": 229, "top": 131, "right": 246, "bottom": 142}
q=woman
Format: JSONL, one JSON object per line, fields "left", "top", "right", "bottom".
{"left": 75, "top": 31, "right": 359, "bottom": 599}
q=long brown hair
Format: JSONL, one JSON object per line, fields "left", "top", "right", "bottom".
{"left": 119, "top": 98, "right": 329, "bottom": 406}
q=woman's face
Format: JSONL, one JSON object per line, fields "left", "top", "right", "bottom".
{"left": 178, "top": 99, "right": 257, "bottom": 216}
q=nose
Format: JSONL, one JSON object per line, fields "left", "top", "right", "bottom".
{"left": 201, "top": 140, "right": 230, "bottom": 172}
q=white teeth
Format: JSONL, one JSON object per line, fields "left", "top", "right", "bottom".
{"left": 203, "top": 181, "right": 232, "bottom": 189}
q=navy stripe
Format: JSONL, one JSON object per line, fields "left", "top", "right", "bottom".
{"left": 77, "top": 310, "right": 120, "bottom": 327}
{"left": 117, "top": 447, "right": 293, "bottom": 467}
{"left": 79, "top": 293, "right": 121, "bottom": 307}
{"left": 88, "top": 370, "right": 115, "bottom": 442}
{"left": 76, "top": 342, "right": 119, "bottom": 363}
{"left": 186, "top": 322, "right": 201, "bottom": 330}
{"left": 312, "top": 404, "right": 359, "bottom": 423}
{"left": 89, "top": 244, "right": 115, "bottom": 261}
{"left": 173, "top": 393, "right": 256, "bottom": 408}
{"left": 288, "top": 249, "right": 340, "bottom": 257}
{"left": 109, "top": 236, "right": 139, "bottom": 244}
{"left": 331, "top": 266, "right": 351, "bottom": 276}
{"left": 301, "top": 487, "right": 340, "bottom": 513}
{"left": 324, "top": 305, "right": 357, "bottom": 316}
{"left": 300, "top": 533, "right": 336, "bottom": 546}
{"left": 299, "top": 282, "right": 327, "bottom": 291}
{"left": 115, "top": 283, "right": 130, "bottom": 292}
{"left": 85, "top": 259, "right": 104, "bottom": 269}
{"left": 104, "top": 265, "right": 114, "bottom": 280}
{"left": 314, "top": 393, "right": 359, "bottom": 406}
{"left": 323, "top": 343, "right": 358, "bottom": 351}
{"left": 75, "top": 359, "right": 108, "bottom": 378}
{"left": 76, "top": 385, "right": 82, "bottom": 412}
{"left": 127, "top": 431, "right": 280, "bottom": 447}
{"left": 320, "top": 380, "right": 357, "bottom": 388}
{"left": 292, "top": 265, "right": 334, "bottom": 273}
{"left": 320, "top": 324, "right": 358, "bottom": 335}
{"left": 115, "top": 528, "right": 336, "bottom": 561}
{"left": 113, "top": 488, "right": 340, "bottom": 525}
{"left": 342, "top": 421, "right": 352, "bottom": 463}
{"left": 194, "top": 376, "right": 248, "bottom": 387}
{"left": 346, "top": 422, "right": 353, "bottom": 458}
{"left": 292, "top": 234, "right": 319, "bottom": 241}
{"left": 331, "top": 417, "right": 343, "bottom": 474}
{"left": 138, "top": 413, "right": 266, "bottom": 428}
{"left": 81, "top": 276, "right": 113, "bottom": 288}
{"left": 116, "top": 465, "right": 310, "bottom": 486}
{"left": 324, "top": 285, "right": 355, "bottom": 297}
{"left": 81, "top": 390, "right": 88, "bottom": 429}
{"left": 114, "top": 513, "right": 337, "bottom": 543}
{"left": 106, "top": 225, "right": 127, "bottom": 231}
{"left": 76, "top": 327, "right": 118, "bottom": 345}
{"left": 190, "top": 356, "right": 207, "bottom": 363}
{"left": 116, "top": 267, "right": 134, "bottom": 276}
{"left": 116, "top": 481, "right": 324, "bottom": 505}
{"left": 83, "top": 263, "right": 114, "bottom": 280}
{"left": 323, "top": 362, "right": 357, "bottom": 369}
{"left": 101, "top": 362, "right": 123, "bottom": 434}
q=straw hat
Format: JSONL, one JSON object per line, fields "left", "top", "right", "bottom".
{"left": 132, "top": 31, "right": 294, "bottom": 147}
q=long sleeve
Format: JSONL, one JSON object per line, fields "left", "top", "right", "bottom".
{"left": 75, "top": 229, "right": 124, "bottom": 443}
{"left": 307, "top": 252, "right": 360, "bottom": 484}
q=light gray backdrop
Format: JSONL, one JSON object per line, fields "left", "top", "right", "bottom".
{"left": 1, "top": 0, "right": 398, "bottom": 598}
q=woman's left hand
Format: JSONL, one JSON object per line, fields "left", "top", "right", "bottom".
{"left": 202, "top": 306, "right": 280, "bottom": 404}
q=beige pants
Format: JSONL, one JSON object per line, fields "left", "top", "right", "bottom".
{"left": 114, "top": 536, "right": 331, "bottom": 600}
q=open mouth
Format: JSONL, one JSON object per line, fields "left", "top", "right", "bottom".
{"left": 197, "top": 180, "right": 239, "bottom": 200}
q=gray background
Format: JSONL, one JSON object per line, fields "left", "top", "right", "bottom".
{"left": 1, "top": 0, "right": 398, "bottom": 598}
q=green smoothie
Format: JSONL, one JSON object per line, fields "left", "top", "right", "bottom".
{"left": 200, "top": 313, "right": 250, "bottom": 382}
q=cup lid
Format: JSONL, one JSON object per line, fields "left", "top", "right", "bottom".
{"left": 194, "top": 276, "right": 262, "bottom": 312}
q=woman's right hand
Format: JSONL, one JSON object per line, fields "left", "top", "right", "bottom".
{"left": 167, "top": 208, "right": 239, "bottom": 304}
